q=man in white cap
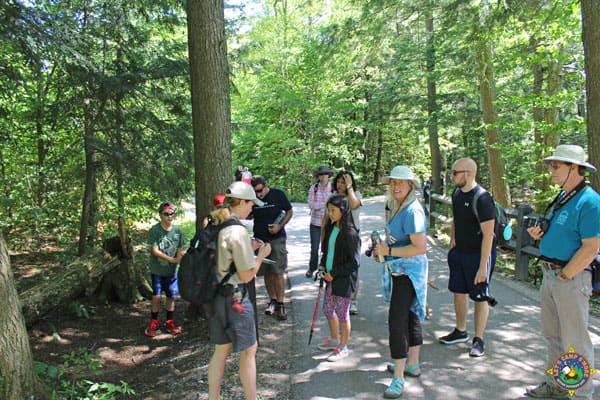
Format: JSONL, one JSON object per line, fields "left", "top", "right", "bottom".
{"left": 439, "top": 158, "right": 496, "bottom": 358}
{"left": 525, "top": 145, "right": 599, "bottom": 400}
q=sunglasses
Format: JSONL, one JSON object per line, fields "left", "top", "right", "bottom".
{"left": 161, "top": 212, "right": 175, "bottom": 217}
{"left": 451, "top": 170, "right": 469, "bottom": 176}
{"left": 254, "top": 186, "right": 265, "bottom": 194}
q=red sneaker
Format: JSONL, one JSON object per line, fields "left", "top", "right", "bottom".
{"left": 144, "top": 319, "right": 159, "bottom": 337}
{"left": 165, "top": 319, "right": 181, "bottom": 335}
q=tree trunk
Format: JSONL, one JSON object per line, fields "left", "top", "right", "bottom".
{"left": 78, "top": 120, "right": 97, "bottom": 256}
{"left": 0, "top": 234, "right": 48, "bottom": 400}
{"left": 19, "top": 249, "right": 120, "bottom": 324}
{"left": 374, "top": 127, "right": 383, "bottom": 184}
{"left": 476, "top": 39, "right": 511, "bottom": 207}
{"left": 582, "top": 0, "right": 600, "bottom": 191}
{"left": 187, "top": 0, "right": 233, "bottom": 232}
{"left": 531, "top": 35, "right": 562, "bottom": 194}
{"left": 425, "top": 9, "right": 442, "bottom": 194}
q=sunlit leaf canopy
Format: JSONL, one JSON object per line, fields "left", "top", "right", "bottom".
{"left": 0, "top": 0, "right": 592, "bottom": 250}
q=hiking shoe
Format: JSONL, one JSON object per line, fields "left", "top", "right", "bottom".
{"left": 264, "top": 300, "right": 276, "bottom": 316}
{"left": 349, "top": 301, "right": 358, "bottom": 315}
{"left": 277, "top": 303, "right": 288, "bottom": 320}
{"left": 469, "top": 337, "right": 484, "bottom": 357}
{"left": 384, "top": 377, "right": 405, "bottom": 399}
{"left": 165, "top": 319, "right": 181, "bottom": 335}
{"left": 144, "top": 319, "right": 159, "bottom": 337}
{"left": 317, "top": 337, "right": 340, "bottom": 350}
{"left": 386, "top": 363, "right": 421, "bottom": 377}
{"left": 305, "top": 269, "right": 315, "bottom": 278}
{"left": 439, "top": 328, "right": 469, "bottom": 344}
{"left": 326, "top": 347, "right": 349, "bottom": 362}
{"left": 525, "top": 382, "right": 569, "bottom": 399}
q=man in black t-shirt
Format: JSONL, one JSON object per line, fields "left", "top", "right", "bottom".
{"left": 251, "top": 175, "right": 294, "bottom": 321}
{"left": 438, "top": 158, "right": 496, "bottom": 358}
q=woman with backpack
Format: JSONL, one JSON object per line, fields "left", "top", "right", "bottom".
{"left": 315, "top": 194, "right": 360, "bottom": 362}
{"left": 305, "top": 165, "right": 333, "bottom": 278}
{"left": 207, "top": 182, "right": 271, "bottom": 400}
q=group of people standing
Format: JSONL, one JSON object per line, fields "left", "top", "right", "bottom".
{"left": 144, "top": 143, "right": 598, "bottom": 400}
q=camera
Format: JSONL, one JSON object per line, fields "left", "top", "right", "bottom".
{"left": 523, "top": 215, "right": 550, "bottom": 233}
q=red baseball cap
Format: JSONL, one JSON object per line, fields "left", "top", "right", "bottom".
{"left": 213, "top": 194, "right": 226, "bottom": 207}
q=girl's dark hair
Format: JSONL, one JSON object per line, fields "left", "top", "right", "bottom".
{"left": 322, "top": 194, "right": 357, "bottom": 255}
{"left": 333, "top": 170, "right": 357, "bottom": 193}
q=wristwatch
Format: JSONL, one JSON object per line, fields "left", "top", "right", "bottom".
{"left": 346, "top": 184, "right": 353, "bottom": 190}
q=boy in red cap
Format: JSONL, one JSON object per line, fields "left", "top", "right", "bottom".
{"left": 145, "top": 201, "right": 186, "bottom": 337}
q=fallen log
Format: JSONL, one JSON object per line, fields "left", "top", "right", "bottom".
{"left": 19, "top": 249, "right": 120, "bottom": 324}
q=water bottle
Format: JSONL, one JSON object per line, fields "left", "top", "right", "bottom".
{"left": 370, "top": 231, "right": 384, "bottom": 263}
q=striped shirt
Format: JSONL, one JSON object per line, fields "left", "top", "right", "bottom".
{"left": 308, "top": 182, "right": 332, "bottom": 226}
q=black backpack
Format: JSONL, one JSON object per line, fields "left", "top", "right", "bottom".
{"left": 178, "top": 218, "right": 242, "bottom": 306}
{"left": 454, "top": 186, "right": 512, "bottom": 247}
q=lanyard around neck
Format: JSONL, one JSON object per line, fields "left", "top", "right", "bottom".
{"left": 545, "top": 179, "right": 587, "bottom": 217}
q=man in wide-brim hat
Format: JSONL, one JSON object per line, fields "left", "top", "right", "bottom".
{"left": 525, "top": 144, "right": 599, "bottom": 400}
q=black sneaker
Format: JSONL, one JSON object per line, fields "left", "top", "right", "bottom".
{"left": 469, "top": 337, "right": 484, "bottom": 357}
{"left": 305, "top": 269, "right": 315, "bottom": 278}
{"left": 277, "top": 303, "right": 288, "bottom": 320}
{"left": 439, "top": 328, "right": 469, "bottom": 344}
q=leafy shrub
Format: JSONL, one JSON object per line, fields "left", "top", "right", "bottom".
{"left": 35, "top": 347, "right": 135, "bottom": 400}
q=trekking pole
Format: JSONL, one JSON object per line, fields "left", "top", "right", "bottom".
{"left": 308, "top": 278, "right": 324, "bottom": 345}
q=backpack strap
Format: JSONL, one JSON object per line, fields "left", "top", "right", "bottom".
{"left": 471, "top": 185, "right": 487, "bottom": 224}
{"left": 214, "top": 218, "right": 244, "bottom": 286}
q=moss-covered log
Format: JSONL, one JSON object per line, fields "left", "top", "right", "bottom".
{"left": 19, "top": 249, "right": 120, "bottom": 323}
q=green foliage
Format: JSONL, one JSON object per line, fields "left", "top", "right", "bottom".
{"left": 177, "top": 218, "right": 197, "bottom": 243}
{"left": 35, "top": 347, "right": 135, "bottom": 399}
{"left": 0, "top": 0, "right": 592, "bottom": 250}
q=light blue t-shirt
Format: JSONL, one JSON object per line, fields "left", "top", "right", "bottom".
{"left": 540, "top": 186, "right": 600, "bottom": 262}
{"left": 325, "top": 226, "right": 340, "bottom": 273}
{"left": 386, "top": 199, "right": 427, "bottom": 247}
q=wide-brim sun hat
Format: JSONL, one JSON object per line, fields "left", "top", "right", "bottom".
{"left": 314, "top": 165, "right": 333, "bottom": 177}
{"left": 225, "top": 181, "right": 264, "bottom": 206}
{"left": 382, "top": 165, "right": 421, "bottom": 189}
{"left": 543, "top": 144, "right": 596, "bottom": 173}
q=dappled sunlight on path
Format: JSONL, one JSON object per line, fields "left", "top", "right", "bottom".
{"left": 283, "top": 196, "right": 599, "bottom": 400}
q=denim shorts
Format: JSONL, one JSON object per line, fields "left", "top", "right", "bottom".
{"left": 150, "top": 273, "right": 179, "bottom": 297}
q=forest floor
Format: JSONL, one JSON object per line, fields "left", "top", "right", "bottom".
{"left": 13, "top": 250, "right": 293, "bottom": 400}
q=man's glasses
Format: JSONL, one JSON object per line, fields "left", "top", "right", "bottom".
{"left": 254, "top": 186, "right": 265, "bottom": 194}
{"left": 451, "top": 170, "right": 469, "bottom": 176}
{"left": 161, "top": 212, "right": 175, "bottom": 217}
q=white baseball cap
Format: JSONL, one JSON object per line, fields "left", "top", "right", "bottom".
{"left": 225, "top": 182, "right": 264, "bottom": 206}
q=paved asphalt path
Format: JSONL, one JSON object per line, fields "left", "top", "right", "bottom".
{"left": 280, "top": 196, "right": 600, "bottom": 400}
